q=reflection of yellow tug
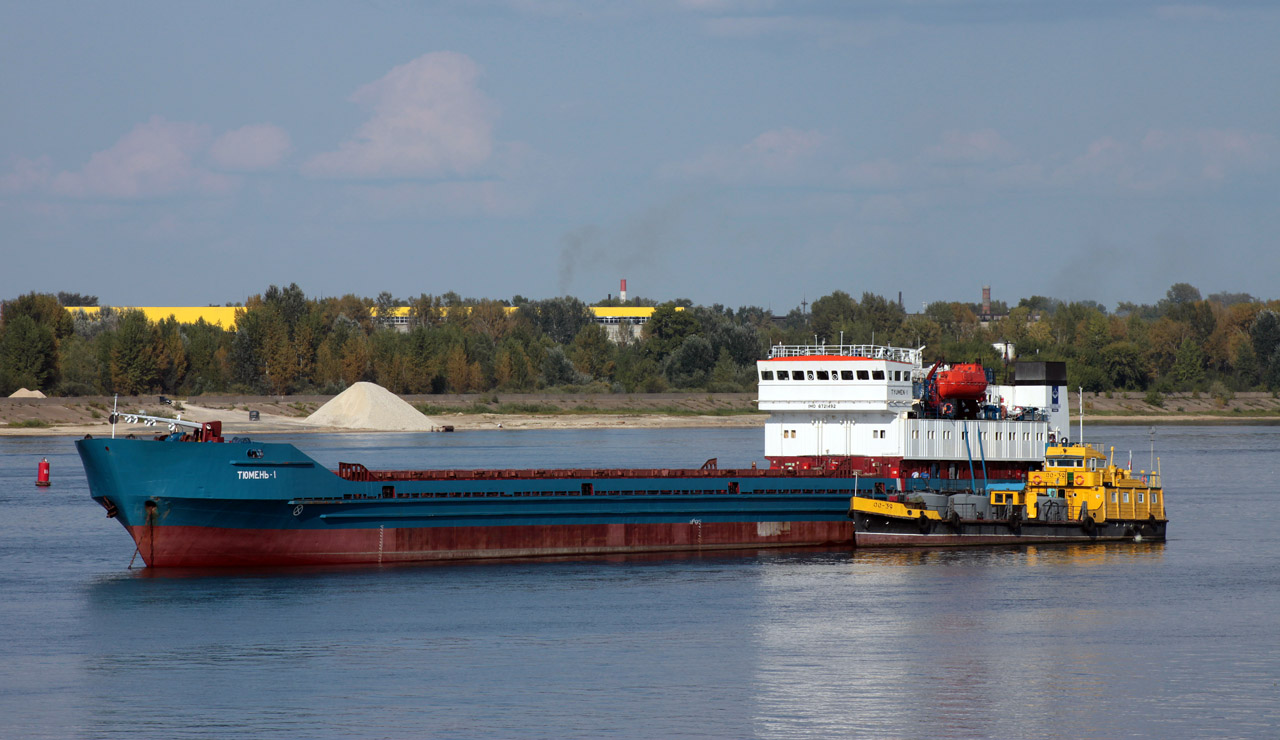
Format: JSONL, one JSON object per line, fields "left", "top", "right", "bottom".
{"left": 850, "top": 443, "right": 1167, "bottom": 547}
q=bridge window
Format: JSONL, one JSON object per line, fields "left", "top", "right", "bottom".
{"left": 761, "top": 370, "right": 774, "bottom": 380}
{"left": 841, "top": 370, "right": 855, "bottom": 380}
{"left": 816, "top": 370, "right": 829, "bottom": 380}
{"left": 1123, "top": 492, "right": 1130, "bottom": 503}
{"left": 857, "top": 370, "right": 869, "bottom": 380}
{"left": 1152, "top": 493, "right": 1159, "bottom": 503}
{"left": 872, "top": 370, "right": 885, "bottom": 380}
{"left": 793, "top": 373, "right": 805, "bottom": 381}
{"left": 1138, "top": 492, "right": 1145, "bottom": 503}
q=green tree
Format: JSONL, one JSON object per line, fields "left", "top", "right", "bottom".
{"left": 665, "top": 335, "right": 715, "bottom": 388}
{"left": 1171, "top": 337, "right": 1205, "bottom": 387}
{"left": 1163, "top": 282, "right": 1202, "bottom": 308}
{"left": 526, "top": 296, "right": 592, "bottom": 345}
{"left": 108, "top": 310, "right": 157, "bottom": 395}
{"left": 570, "top": 323, "right": 615, "bottom": 380}
{"left": 1101, "top": 341, "right": 1146, "bottom": 389}
{"left": 809, "top": 291, "right": 858, "bottom": 343}
{"left": 153, "top": 318, "right": 189, "bottom": 393}
{"left": 643, "top": 304, "right": 700, "bottom": 360}
{"left": 0, "top": 315, "right": 59, "bottom": 393}
{"left": 57, "top": 333, "right": 102, "bottom": 394}
{"left": 1, "top": 293, "right": 73, "bottom": 339}
{"left": 541, "top": 346, "right": 581, "bottom": 387}
{"left": 263, "top": 310, "right": 299, "bottom": 395}
{"left": 708, "top": 347, "right": 740, "bottom": 391}
{"left": 182, "top": 319, "right": 231, "bottom": 394}
{"left": 1232, "top": 341, "right": 1260, "bottom": 389}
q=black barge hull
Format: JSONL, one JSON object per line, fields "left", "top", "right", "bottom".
{"left": 852, "top": 511, "right": 1167, "bottom": 547}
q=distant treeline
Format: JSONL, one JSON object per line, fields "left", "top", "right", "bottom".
{"left": 1, "top": 283, "right": 1278, "bottom": 398}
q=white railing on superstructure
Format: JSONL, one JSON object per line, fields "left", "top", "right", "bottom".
{"left": 768, "top": 344, "right": 923, "bottom": 366}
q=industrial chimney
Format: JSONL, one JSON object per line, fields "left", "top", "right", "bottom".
{"left": 620, "top": 279, "right": 627, "bottom": 302}
{"left": 982, "top": 286, "right": 991, "bottom": 316}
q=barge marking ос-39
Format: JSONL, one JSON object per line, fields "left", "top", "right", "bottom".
{"left": 76, "top": 344, "right": 1164, "bottom": 567}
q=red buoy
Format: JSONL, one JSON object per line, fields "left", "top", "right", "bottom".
{"left": 36, "top": 458, "right": 51, "bottom": 487}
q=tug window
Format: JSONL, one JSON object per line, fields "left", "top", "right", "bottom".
{"left": 792, "top": 373, "right": 805, "bottom": 381}
{"left": 1123, "top": 492, "right": 1130, "bottom": 503}
{"left": 841, "top": 370, "right": 855, "bottom": 380}
{"left": 761, "top": 371, "right": 774, "bottom": 380}
{"left": 1138, "top": 492, "right": 1145, "bottom": 503}
{"left": 857, "top": 370, "right": 870, "bottom": 380}
{"left": 776, "top": 370, "right": 788, "bottom": 380}
{"left": 816, "top": 371, "right": 829, "bottom": 380}
{"left": 872, "top": 370, "right": 885, "bottom": 380}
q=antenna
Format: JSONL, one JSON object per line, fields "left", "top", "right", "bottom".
{"left": 1078, "top": 386, "right": 1084, "bottom": 444}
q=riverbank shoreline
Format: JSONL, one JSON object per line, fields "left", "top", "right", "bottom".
{"left": 3, "top": 391, "right": 1278, "bottom": 436}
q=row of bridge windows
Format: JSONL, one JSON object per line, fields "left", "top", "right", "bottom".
{"left": 762, "top": 369, "right": 906, "bottom": 382}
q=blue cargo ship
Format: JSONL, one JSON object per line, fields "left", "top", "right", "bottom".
{"left": 78, "top": 345, "right": 1070, "bottom": 566}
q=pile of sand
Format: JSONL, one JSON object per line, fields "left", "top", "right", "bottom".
{"left": 8, "top": 388, "right": 46, "bottom": 398}
{"left": 306, "top": 382, "right": 440, "bottom": 431}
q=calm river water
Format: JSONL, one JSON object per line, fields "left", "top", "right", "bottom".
{"left": 1, "top": 425, "right": 1277, "bottom": 739}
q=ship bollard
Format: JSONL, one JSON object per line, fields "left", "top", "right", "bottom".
{"left": 36, "top": 457, "right": 51, "bottom": 487}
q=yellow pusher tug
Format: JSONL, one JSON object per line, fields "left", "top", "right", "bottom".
{"left": 850, "top": 441, "right": 1167, "bottom": 547}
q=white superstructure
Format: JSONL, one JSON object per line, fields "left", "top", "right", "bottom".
{"left": 756, "top": 345, "right": 1069, "bottom": 473}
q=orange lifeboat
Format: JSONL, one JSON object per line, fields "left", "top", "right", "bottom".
{"left": 935, "top": 363, "right": 987, "bottom": 400}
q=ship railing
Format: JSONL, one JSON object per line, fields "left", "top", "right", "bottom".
{"left": 768, "top": 344, "right": 923, "bottom": 365}
{"left": 333, "top": 466, "right": 871, "bottom": 482}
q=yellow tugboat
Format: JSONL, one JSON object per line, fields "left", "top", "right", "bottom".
{"left": 850, "top": 442, "right": 1167, "bottom": 547}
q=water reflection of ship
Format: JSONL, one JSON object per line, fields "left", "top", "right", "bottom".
{"left": 845, "top": 541, "right": 1167, "bottom": 568}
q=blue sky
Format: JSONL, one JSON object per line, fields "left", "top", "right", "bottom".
{"left": 2, "top": 1, "right": 1277, "bottom": 311}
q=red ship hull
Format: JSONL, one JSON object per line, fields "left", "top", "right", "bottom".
{"left": 125, "top": 520, "right": 856, "bottom": 567}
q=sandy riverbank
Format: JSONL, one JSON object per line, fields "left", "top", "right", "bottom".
{"left": 3, "top": 390, "right": 1278, "bottom": 436}
{"left": 0, "top": 393, "right": 769, "bottom": 437}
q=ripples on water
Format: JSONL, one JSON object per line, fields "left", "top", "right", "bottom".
{"left": 1, "top": 426, "right": 1277, "bottom": 739}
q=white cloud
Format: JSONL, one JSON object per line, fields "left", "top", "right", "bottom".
{"left": 45, "top": 117, "right": 234, "bottom": 198}
{"left": 925, "top": 129, "right": 1017, "bottom": 164}
{"left": 303, "top": 52, "right": 499, "bottom": 179}
{"left": 0, "top": 156, "right": 54, "bottom": 194}
{"left": 1055, "top": 128, "right": 1276, "bottom": 191}
{"left": 663, "top": 127, "right": 832, "bottom": 185}
{"left": 209, "top": 124, "right": 292, "bottom": 171}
